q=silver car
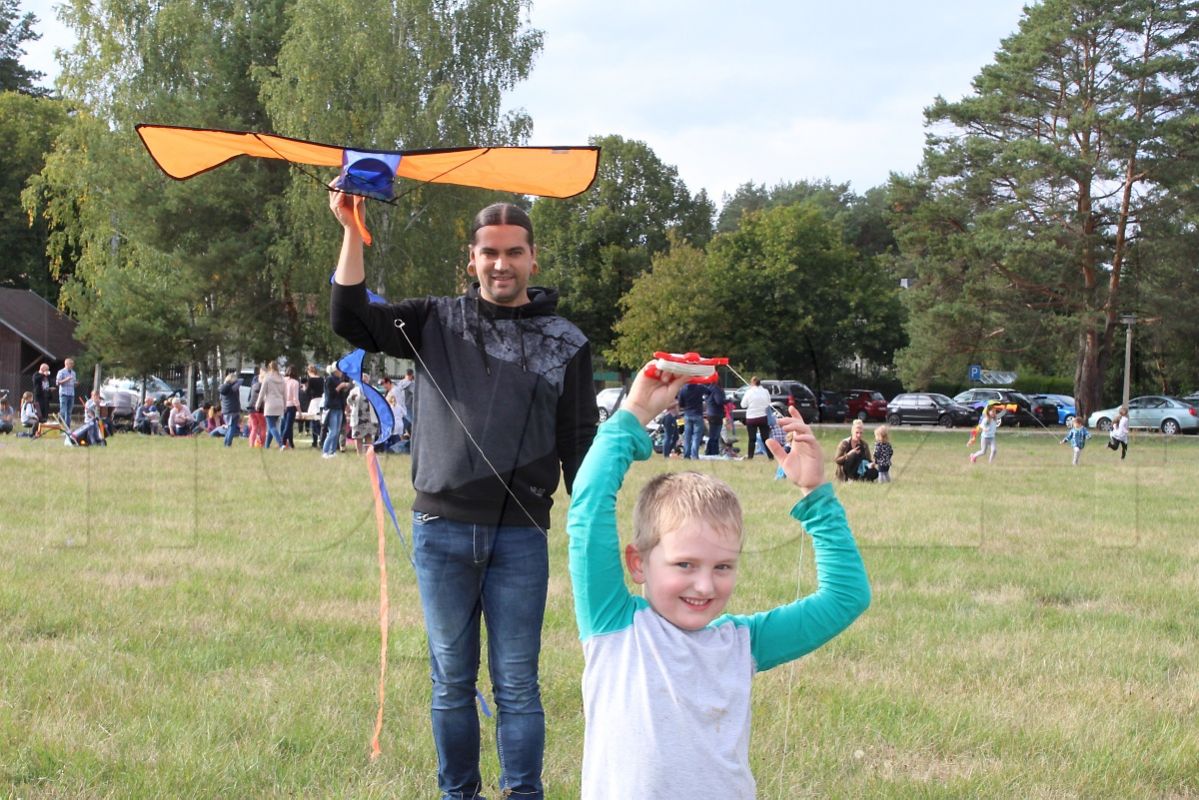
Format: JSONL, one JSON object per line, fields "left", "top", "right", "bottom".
{"left": 596, "top": 387, "right": 626, "bottom": 422}
{"left": 1088, "top": 395, "right": 1199, "bottom": 435}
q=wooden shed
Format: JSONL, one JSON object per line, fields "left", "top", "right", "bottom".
{"left": 0, "top": 288, "right": 83, "bottom": 402}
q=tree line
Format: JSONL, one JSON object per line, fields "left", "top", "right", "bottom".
{"left": 3, "top": 0, "right": 1198, "bottom": 414}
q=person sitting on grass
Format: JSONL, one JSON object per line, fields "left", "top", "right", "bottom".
{"left": 134, "top": 396, "right": 161, "bottom": 435}
{"left": 19, "top": 391, "right": 40, "bottom": 436}
{"left": 65, "top": 390, "right": 107, "bottom": 446}
{"left": 0, "top": 394, "right": 13, "bottom": 434}
{"left": 566, "top": 363, "right": 871, "bottom": 799}
{"left": 834, "top": 418, "right": 876, "bottom": 481}
{"left": 167, "top": 397, "right": 193, "bottom": 437}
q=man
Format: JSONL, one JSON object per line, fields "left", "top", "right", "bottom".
{"left": 704, "top": 381, "right": 728, "bottom": 456}
{"left": 320, "top": 365, "right": 350, "bottom": 458}
{"left": 32, "top": 363, "right": 53, "bottom": 421}
{"left": 304, "top": 365, "right": 326, "bottom": 448}
{"left": 677, "top": 381, "right": 708, "bottom": 459}
{"left": 329, "top": 193, "right": 597, "bottom": 800}
{"left": 134, "top": 396, "right": 161, "bottom": 435}
{"left": 397, "top": 367, "right": 415, "bottom": 438}
{"left": 56, "top": 358, "right": 77, "bottom": 425}
{"left": 218, "top": 372, "right": 243, "bottom": 447}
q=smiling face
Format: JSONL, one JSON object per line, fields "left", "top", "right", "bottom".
{"left": 625, "top": 518, "right": 740, "bottom": 631}
{"left": 468, "top": 224, "right": 537, "bottom": 307}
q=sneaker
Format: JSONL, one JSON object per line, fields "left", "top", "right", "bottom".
{"left": 969, "top": 453, "right": 977, "bottom": 464}
{"left": 321, "top": 451, "right": 337, "bottom": 459}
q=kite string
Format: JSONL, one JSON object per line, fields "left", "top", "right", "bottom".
{"left": 366, "top": 448, "right": 390, "bottom": 761}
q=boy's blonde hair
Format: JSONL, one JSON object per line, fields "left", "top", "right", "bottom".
{"left": 874, "top": 424, "right": 890, "bottom": 443}
{"left": 632, "top": 471, "right": 743, "bottom": 554}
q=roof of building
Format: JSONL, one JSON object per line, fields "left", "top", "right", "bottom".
{"left": 0, "top": 287, "right": 82, "bottom": 360}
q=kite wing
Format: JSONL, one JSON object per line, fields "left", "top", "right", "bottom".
{"left": 135, "top": 124, "right": 599, "bottom": 199}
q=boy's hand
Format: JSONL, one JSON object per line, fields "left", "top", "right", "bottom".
{"left": 766, "top": 407, "right": 825, "bottom": 495}
{"left": 622, "top": 361, "right": 689, "bottom": 427}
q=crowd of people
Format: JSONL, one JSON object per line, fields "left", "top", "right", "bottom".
{"left": 128, "top": 362, "right": 416, "bottom": 458}
{"left": 8, "top": 355, "right": 419, "bottom": 457}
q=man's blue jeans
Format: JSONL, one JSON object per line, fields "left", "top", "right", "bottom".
{"left": 321, "top": 409, "right": 343, "bottom": 455}
{"left": 60, "top": 394, "right": 74, "bottom": 425}
{"left": 682, "top": 413, "right": 704, "bottom": 459}
{"left": 412, "top": 514, "right": 548, "bottom": 800}
{"left": 223, "top": 413, "right": 240, "bottom": 447}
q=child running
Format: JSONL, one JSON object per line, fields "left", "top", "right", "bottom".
{"left": 873, "top": 424, "right": 894, "bottom": 482}
{"left": 566, "top": 364, "right": 871, "bottom": 798}
{"left": 970, "top": 404, "right": 1002, "bottom": 464}
{"left": 1060, "top": 416, "right": 1091, "bottom": 465}
{"left": 1107, "top": 406, "right": 1130, "bottom": 460}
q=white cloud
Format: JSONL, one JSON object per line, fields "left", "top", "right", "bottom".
{"left": 507, "top": 1, "right": 1030, "bottom": 204}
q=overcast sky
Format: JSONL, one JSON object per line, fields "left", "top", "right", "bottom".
{"left": 21, "top": 0, "right": 1030, "bottom": 204}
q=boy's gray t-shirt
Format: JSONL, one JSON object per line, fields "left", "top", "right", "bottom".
{"left": 582, "top": 605, "right": 757, "bottom": 797}
{"left": 566, "top": 410, "right": 871, "bottom": 798}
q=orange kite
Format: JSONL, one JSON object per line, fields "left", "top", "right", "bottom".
{"left": 136, "top": 124, "right": 600, "bottom": 243}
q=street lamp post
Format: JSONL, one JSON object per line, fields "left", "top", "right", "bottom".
{"left": 1120, "top": 314, "right": 1136, "bottom": 409}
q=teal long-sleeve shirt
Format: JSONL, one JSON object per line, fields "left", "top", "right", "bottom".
{"left": 565, "top": 409, "right": 870, "bottom": 798}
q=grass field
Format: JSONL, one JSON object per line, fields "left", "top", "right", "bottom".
{"left": 3, "top": 425, "right": 1198, "bottom": 798}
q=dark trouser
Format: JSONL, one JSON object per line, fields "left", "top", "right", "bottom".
{"left": 661, "top": 418, "right": 678, "bottom": 458}
{"left": 1107, "top": 438, "right": 1127, "bottom": 459}
{"left": 705, "top": 416, "right": 723, "bottom": 455}
{"left": 281, "top": 407, "right": 296, "bottom": 448}
{"left": 745, "top": 417, "right": 773, "bottom": 460}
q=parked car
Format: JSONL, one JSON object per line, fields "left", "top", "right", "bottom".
{"left": 1088, "top": 395, "right": 1199, "bottom": 435}
{"left": 844, "top": 389, "right": 888, "bottom": 422}
{"left": 886, "top": 393, "right": 977, "bottom": 427}
{"left": 99, "top": 375, "right": 183, "bottom": 405}
{"left": 818, "top": 390, "right": 849, "bottom": 423}
{"left": 951, "top": 388, "right": 1058, "bottom": 427}
{"left": 730, "top": 379, "right": 818, "bottom": 424}
{"left": 1030, "top": 393, "right": 1077, "bottom": 425}
{"left": 595, "top": 387, "right": 626, "bottom": 422}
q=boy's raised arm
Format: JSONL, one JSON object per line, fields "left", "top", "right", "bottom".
{"left": 566, "top": 365, "right": 687, "bottom": 639}
{"left": 743, "top": 409, "right": 871, "bottom": 670}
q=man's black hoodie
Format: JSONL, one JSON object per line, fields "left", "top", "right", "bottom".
{"left": 331, "top": 280, "right": 598, "bottom": 529}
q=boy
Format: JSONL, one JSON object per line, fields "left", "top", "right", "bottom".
{"left": 1061, "top": 415, "right": 1091, "bottom": 466}
{"left": 566, "top": 364, "right": 871, "bottom": 798}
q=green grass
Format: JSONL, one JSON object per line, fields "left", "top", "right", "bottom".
{"left": 2, "top": 427, "right": 1197, "bottom": 798}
